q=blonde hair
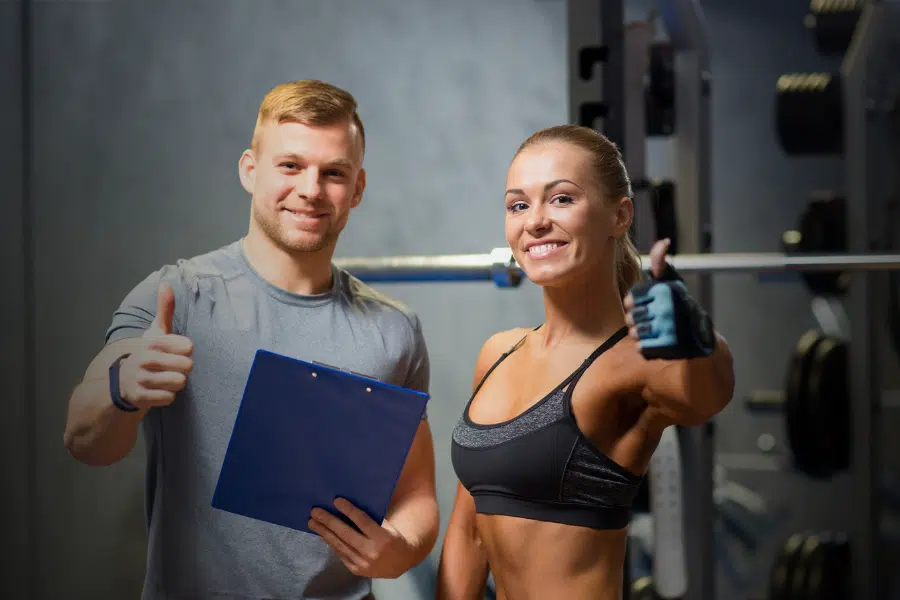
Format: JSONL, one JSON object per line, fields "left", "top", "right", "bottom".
{"left": 514, "top": 124, "right": 643, "bottom": 298}
{"left": 250, "top": 80, "right": 365, "bottom": 157}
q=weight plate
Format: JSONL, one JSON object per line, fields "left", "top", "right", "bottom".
{"left": 822, "top": 534, "right": 852, "bottom": 600}
{"left": 812, "top": 531, "right": 850, "bottom": 600}
{"left": 632, "top": 575, "right": 657, "bottom": 600}
{"left": 769, "top": 532, "right": 808, "bottom": 600}
{"left": 798, "top": 195, "right": 848, "bottom": 296}
{"left": 789, "top": 532, "right": 824, "bottom": 600}
{"left": 785, "top": 330, "right": 826, "bottom": 476}
{"left": 806, "top": 336, "right": 851, "bottom": 476}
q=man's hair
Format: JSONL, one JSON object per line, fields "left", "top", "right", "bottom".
{"left": 250, "top": 80, "right": 365, "bottom": 157}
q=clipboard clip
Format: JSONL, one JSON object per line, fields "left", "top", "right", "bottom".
{"left": 310, "top": 360, "right": 382, "bottom": 383}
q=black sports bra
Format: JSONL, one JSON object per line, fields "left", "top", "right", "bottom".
{"left": 450, "top": 326, "right": 644, "bottom": 530}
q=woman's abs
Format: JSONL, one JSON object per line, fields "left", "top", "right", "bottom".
{"left": 477, "top": 514, "right": 628, "bottom": 600}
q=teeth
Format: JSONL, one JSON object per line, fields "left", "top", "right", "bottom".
{"left": 528, "top": 243, "right": 560, "bottom": 255}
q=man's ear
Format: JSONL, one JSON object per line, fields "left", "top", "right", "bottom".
{"left": 613, "top": 196, "right": 634, "bottom": 237}
{"left": 238, "top": 149, "right": 256, "bottom": 195}
{"left": 351, "top": 168, "right": 366, "bottom": 209}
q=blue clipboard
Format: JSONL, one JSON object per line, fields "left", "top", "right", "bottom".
{"left": 211, "top": 349, "right": 430, "bottom": 536}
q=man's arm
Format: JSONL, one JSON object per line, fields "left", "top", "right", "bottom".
{"left": 382, "top": 419, "right": 439, "bottom": 571}
{"left": 436, "top": 483, "right": 489, "bottom": 600}
{"left": 64, "top": 271, "right": 191, "bottom": 466}
{"left": 64, "top": 338, "right": 153, "bottom": 466}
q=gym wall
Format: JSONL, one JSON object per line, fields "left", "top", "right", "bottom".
{"left": 1, "top": 1, "right": 30, "bottom": 598}
{"left": 3, "top": 0, "right": 885, "bottom": 599}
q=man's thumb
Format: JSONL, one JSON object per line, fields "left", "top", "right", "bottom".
{"left": 151, "top": 283, "right": 176, "bottom": 334}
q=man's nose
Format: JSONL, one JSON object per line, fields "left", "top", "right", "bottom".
{"left": 295, "top": 168, "right": 322, "bottom": 199}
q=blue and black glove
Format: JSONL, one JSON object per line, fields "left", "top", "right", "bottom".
{"left": 627, "top": 261, "right": 717, "bottom": 360}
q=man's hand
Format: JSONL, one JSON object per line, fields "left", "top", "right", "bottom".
{"left": 309, "top": 498, "right": 413, "bottom": 579}
{"left": 625, "top": 238, "right": 716, "bottom": 360}
{"left": 118, "top": 283, "right": 194, "bottom": 410}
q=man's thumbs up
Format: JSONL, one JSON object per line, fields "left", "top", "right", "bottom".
{"left": 121, "top": 281, "right": 194, "bottom": 411}
{"left": 151, "top": 282, "right": 176, "bottom": 335}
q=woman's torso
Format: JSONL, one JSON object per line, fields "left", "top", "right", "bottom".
{"left": 451, "top": 325, "right": 667, "bottom": 600}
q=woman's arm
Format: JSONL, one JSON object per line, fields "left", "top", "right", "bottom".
{"left": 641, "top": 332, "right": 735, "bottom": 426}
{"left": 626, "top": 239, "right": 736, "bottom": 427}
{"left": 436, "top": 483, "right": 490, "bottom": 600}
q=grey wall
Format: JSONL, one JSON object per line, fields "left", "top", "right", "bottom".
{"left": 1, "top": 1, "right": 30, "bottom": 598}
{"left": 11, "top": 0, "right": 893, "bottom": 599}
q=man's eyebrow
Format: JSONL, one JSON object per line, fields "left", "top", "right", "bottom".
{"left": 326, "top": 158, "right": 355, "bottom": 169}
{"left": 274, "top": 153, "right": 355, "bottom": 169}
{"left": 505, "top": 179, "right": 581, "bottom": 196}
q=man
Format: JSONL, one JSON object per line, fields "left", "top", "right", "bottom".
{"left": 63, "top": 80, "right": 439, "bottom": 599}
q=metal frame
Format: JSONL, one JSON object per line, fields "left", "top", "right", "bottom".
{"left": 841, "top": 1, "right": 900, "bottom": 597}
{"left": 333, "top": 250, "right": 900, "bottom": 283}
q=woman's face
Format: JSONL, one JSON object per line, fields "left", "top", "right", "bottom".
{"left": 504, "top": 141, "right": 631, "bottom": 288}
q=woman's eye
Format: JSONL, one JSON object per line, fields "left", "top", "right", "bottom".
{"left": 508, "top": 201, "right": 528, "bottom": 212}
{"left": 554, "top": 194, "right": 574, "bottom": 204}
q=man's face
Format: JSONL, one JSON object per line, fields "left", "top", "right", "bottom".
{"left": 239, "top": 118, "right": 365, "bottom": 255}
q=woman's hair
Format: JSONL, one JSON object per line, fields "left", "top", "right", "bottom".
{"left": 514, "top": 124, "right": 643, "bottom": 298}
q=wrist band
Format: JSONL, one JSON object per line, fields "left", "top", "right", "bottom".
{"left": 109, "top": 353, "right": 139, "bottom": 413}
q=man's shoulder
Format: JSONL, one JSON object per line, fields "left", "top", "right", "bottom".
{"left": 334, "top": 266, "right": 422, "bottom": 331}
{"left": 164, "top": 240, "right": 245, "bottom": 288}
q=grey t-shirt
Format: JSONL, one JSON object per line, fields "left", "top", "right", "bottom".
{"left": 105, "top": 239, "right": 430, "bottom": 600}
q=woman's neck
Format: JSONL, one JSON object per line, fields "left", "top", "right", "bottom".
{"left": 538, "top": 270, "right": 626, "bottom": 350}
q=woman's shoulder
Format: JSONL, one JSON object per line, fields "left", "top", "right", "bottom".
{"left": 470, "top": 327, "right": 532, "bottom": 382}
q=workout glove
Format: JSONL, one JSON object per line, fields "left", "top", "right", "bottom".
{"left": 628, "top": 263, "right": 717, "bottom": 360}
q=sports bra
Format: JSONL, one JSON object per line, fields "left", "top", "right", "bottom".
{"left": 450, "top": 325, "right": 644, "bottom": 530}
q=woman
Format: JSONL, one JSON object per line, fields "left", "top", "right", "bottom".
{"left": 436, "top": 124, "right": 734, "bottom": 600}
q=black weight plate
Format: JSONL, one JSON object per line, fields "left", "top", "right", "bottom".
{"left": 785, "top": 330, "right": 826, "bottom": 475}
{"left": 822, "top": 534, "right": 852, "bottom": 600}
{"left": 795, "top": 532, "right": 829, "bottom": 600}
{"left": 806, "top": 336, "right": 851, "bottom": 477}
{"left": 796, "top": 195, "right": 848, "bottom": 296}
{"left": 769, "top": 532, "right": 808, "bottom": 600}
{"left": 789, "top": 532, "right": 823, "bottom": 600}
{"left": 813, "top": 532, "right": 850, "bottom": 600}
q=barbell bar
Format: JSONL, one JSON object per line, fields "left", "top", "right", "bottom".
{"left": 333, "top": 248, "right": 900, "bottom": 288}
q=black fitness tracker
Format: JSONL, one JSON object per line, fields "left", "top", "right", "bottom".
{"left": 109, "top": 353, "right": 139, "bottom": 412}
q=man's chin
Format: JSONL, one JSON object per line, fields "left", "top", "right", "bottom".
{"left": 278, "top": 231, "right": 332, "bottom": 254}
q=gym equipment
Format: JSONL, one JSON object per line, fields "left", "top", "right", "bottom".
{"left": 805, "top": 0, "right": 866, "bottom": 56}
{"left": 743, "top": 329, "right": 852, "bottom": 478}
{"left": 767, "top": 531, "right": 851, "bottom": 600}
{"left": 781, "top": 192, "right": 848, "bottom": 297}
{"left": 334, "top": 249, "right": 900, "bottom": 283}
{"left": 775, "top": 72, "right": 843, "bottom": 156}
{"left": 646, "top": 42, "right": 676, "bottom": 136}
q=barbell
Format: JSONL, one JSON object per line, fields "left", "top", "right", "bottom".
{"left": 333, "top": 248, "right": 900, "bottom": 288}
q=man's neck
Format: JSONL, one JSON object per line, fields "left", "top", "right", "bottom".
{"left": 242, "top": 230, "right": 335, "bottom": 296}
